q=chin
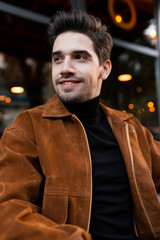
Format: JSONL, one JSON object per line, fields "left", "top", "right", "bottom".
{"left": 58, "top": 93, "right": 84, "bottom": 104}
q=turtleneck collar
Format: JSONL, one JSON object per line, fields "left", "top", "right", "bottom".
{"left": 63, "top": 95, "right": 101, "bottom": 124}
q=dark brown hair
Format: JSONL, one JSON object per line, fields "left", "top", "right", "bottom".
{"left": 47, "top": 10, "right": 113, "bottom": 64}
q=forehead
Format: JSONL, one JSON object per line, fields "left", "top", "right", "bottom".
{"left": 53, "top": 31, "right": 95, "bottom": 53}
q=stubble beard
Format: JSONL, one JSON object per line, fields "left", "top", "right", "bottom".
{"left": 54, "top": 76, "right": 86, "bottom": 104}
{"left": 58, "top": 92, "right": 84, "bottom": 104}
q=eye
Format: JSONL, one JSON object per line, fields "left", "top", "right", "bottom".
{"left": 53, "top": 56, "right": 63, "bottom": 63}
{"left": 75, "top": 54, "right": 86, "bottom": 60}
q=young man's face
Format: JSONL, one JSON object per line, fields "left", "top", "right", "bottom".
{"left": 52, "top": 31, "right": 111, "bottom": 104}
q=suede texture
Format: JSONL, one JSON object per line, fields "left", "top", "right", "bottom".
{"left": 0, "top": 94, "right": 160, "bottom": 239}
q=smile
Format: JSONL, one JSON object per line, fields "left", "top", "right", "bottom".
{"left": 61, "top": 81, "right": 78, "bottom": 85}
{"left": 58, "top": 79, "right": 82, "bottom": 89}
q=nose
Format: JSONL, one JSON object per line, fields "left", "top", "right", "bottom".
{"left": 60, "top": 57, "right": 75, "bottom": 75}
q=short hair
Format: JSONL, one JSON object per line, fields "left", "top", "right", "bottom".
{"left": 47, "top": 10, "right": 113, "bottom": 64}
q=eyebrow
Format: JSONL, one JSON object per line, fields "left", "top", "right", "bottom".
{"left": 52, "top": 51, "right": 62, "bottom": 57}
{"left": 52, "top": 50, "right": 92, "bottom": 58}
{"left": 73, "top": 50, "right": 92, "bottom": 58}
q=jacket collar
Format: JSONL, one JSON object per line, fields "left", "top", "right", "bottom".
{"left": 42, "top": 94, "right": 71, "bottom": 118}
{"left": 100, "top": 102, "right": 133, "bottom": 121}
{"left": 42, "top": 94, "right": 133, "bottom": 121}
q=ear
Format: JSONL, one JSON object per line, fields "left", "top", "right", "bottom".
{"left": 100, "top": 59, "right": 112, "bottom": 80}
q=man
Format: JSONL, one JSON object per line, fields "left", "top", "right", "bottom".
{"left": 0, "top": 10, "right": 160, "bottom": 240}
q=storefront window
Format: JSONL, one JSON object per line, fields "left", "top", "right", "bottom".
{"left": 101, "top": 47, "right": 159, "bottom": 139}
{"left": 0, "top": 0, "right": 159, "bottom": 140}
{"left": 0, "top": 51, "right": 53, "bottom": 136}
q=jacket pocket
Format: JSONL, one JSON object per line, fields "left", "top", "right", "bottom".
{"left": 42, "top": 193, "right": 68, "bottom": 224}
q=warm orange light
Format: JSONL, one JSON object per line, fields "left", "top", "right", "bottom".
{"left": 149, "top": 107, "right": 155, "bottom": 112}
{"left": 10, "top": 86, "right": 24, "bottom": 94}
{"left": 138, "top": 109, "right": 141, "bottom": 114}
{"left": 122, "top": 110, "right": 126, "bottom": 113}
{"left": 5, "top": 97, "right": 11, "bottom": 103}
{"left": 150, "top": 29, "right": 156, "bottom": 39}
{"left": 128, "top": 103, "right": 134, "bottom": 110}
{"left": 136, "top": 87, "right": 142, "bottom": 93}
{"left": 118, "top": 74, "right": 132, "bottom": 81}
{"left": 0, "top": 95, "right": 6, "bottom": 101}
{"left": 115, "top": 14, "right": 122, "bottom": 23}
{"left": 147, "top": 101, "right": 154, "bottom": 108}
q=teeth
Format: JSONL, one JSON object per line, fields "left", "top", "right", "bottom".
{"left": 62, "top": 82, "right": 75, "bottom": 84}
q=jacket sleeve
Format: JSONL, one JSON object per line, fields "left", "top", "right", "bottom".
{"left": 145, "top": 127, "right": 160, "bottom": 193}
{"left": 0, "top": 112, "right": 92, "bottom": 240}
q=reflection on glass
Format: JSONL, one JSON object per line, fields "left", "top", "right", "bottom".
{"left": 101, "top": 46, "right": 159, "bottom": 139}
{"left": 143, "top": 19, "right": 157, "bottom": 46}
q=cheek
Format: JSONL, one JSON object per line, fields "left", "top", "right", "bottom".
{"left": 51, "top": 70, "right": 57, "bottom": 86}
{"left": 77, "top": 65, "right": 94, "bottom": 78}
{"left": 52, "top": 67, "right": 59, "bottom": 79}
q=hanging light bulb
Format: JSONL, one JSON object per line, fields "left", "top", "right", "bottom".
{"left": 10, "top": 86, "right": 24, "bottom": 94}
{"left": 118, "top": 74, "right": 132, "bottom": 81}
{"left": 115, "top": 14, "right": 122, "bottom": 23}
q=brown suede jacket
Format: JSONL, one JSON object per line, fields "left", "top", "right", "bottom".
{"left": 0, "top": 94, "right": 160, "bottom": 240}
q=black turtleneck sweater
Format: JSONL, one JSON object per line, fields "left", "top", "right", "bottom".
{"left": 65, "top": 96, "right": 138, "bottom": 240}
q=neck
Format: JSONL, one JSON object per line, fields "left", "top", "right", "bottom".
{"left": 63, "top": 96, "right": 101, "bottom": 124}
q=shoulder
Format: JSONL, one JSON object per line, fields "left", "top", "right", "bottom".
{"left": 100, "top": 102, "right": 133, "bottom": 121}
{"left": 10, "top": 104, "right": 45, "bottom": 129}
{"left": 100, "top": 102, "right": 151, "bottom": 137}
{"left": 11, "top": 96, "right": 57, "bottom": 127}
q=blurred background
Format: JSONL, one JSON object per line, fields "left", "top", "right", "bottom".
{"left": 0, "top": 0, "right": 160, "bottom": 139}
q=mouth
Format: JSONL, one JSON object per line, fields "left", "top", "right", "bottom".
{"left": 58, "top": 79, "right": 82, "bottom": 89}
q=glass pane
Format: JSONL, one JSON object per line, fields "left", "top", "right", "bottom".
{"left": 0, "top": 0, "right": 158, "bottom": 139}
{"left": 0, "top": 11, "right": 54, "bottom": 137}
{"left": 87, "top": 0, "right": 155, "bottom": 48}
{"left": 0, "top": 51, "right": 54, "bottom": 137}
{"left": 101, "top": 46, "right": 160, "bottom": 140}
